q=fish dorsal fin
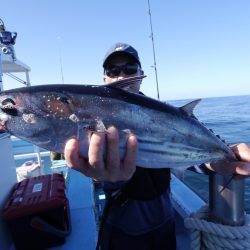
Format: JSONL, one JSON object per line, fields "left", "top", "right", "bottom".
{"left": 180, "top": 99, "right": 201, "bottom": 117}
{"left": 107, "top": 75, "right": 147, "bottom": 89}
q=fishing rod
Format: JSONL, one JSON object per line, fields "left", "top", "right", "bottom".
{"left": 147, "top": 0, "right": 160, "bottom": 100}
{"left": 57, "top": 36, "right": 65, "bottom": 84}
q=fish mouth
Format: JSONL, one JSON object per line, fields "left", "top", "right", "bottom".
{"left": 0, "top": 97, "right": 18, "bottom": 116}
{"left": 0, "top": 107, "right": 18, "bottom": 116}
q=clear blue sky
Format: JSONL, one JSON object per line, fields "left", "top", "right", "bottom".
{"left": 1, "top": 0, "right": 250, "bottom": 100}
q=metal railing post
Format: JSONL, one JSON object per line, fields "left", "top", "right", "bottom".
{"left": 209, "top": 173, "right": 245, "bottom": 226}
{"left": 0, "top": 53, "right": 3, "bottom": 91}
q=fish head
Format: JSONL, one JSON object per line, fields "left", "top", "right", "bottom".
{"left": 0, "top": 89, "right": 76, "bottom": 123}
{"left": 0, "top": 89, "right": 79, "bottom": 151}
{"left": 0, "top": 91, "right": 46, "bottom": 126}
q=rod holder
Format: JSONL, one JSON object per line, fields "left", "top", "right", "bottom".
{"left": 209, "top": 172, "right": 245, "bottom": 226}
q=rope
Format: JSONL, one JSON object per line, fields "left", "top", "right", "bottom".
{"left": 184, "top": 206, "right": 250, "bottom": 250}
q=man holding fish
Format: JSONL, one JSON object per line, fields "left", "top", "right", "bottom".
{"left": 63, "top": 43, "right": 250, "bottom": 250}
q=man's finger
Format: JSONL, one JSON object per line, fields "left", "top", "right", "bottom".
{"left": 64, "top": 138, "right": 97, "bottom": 177}
{"left": 88, "top": 132, "right": 105, "bottom": 170}
{"left": 122, "top": 134, "right": 138, "bottom": 180}
{"left": 64, "top": 138, "right": 80, "bottom": 168}
{"left": 234, "top": 162, "right": 250, "bottom": 175}
{"left": 106, "top": 127, "right": 120, "bottom": 177}
{"left": 231, "top": 143, "right": 250, "bottom": 162}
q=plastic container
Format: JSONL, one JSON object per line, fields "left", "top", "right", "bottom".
{"left": 2, "top": 173, "right": 71, "bottom": 250}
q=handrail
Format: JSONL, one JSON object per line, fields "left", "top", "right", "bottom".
{"left": 14, "top": 151, "right": 50, "bottom": 160}
{"left": 11, "top": 136, "right": 50, "bottom": 162}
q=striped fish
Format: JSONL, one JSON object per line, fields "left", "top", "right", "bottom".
{"left": 0, "top": 76, "right": 235, "bottom": 168}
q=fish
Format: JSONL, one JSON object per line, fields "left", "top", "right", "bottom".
{"left": 0, "top": 76, "right": 236, "bottom": 168}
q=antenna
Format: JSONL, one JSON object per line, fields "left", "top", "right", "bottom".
{"left": 0, "top": 18, "right": 18, "bottom": 91}
{"left": 57, "top": 36, "right": 65, "bottom": 84}
{"left": 147, "top": 0, "right": 160, "bottom": 100}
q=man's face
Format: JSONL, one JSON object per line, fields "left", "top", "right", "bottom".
{"left": 103, "top": 54, "right": 143, "bottom": 94}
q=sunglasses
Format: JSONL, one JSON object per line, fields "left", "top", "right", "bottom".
{"left": 105, "top": 63, "right": 140, "bottom": 77}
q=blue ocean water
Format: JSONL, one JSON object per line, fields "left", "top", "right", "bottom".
{"left": 12, "top": 95, "right": 250, "bottom": 211}
{"left": 169, "top": 95, "right": 250, "bottom": 212}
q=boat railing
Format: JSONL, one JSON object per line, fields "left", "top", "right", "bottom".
{"left": 11, "top": 136, "right": 49, "bottom": 164}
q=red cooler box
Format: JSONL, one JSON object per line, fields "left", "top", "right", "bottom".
{"left": 2, "top": 173, "right": 71, "bottom": 250}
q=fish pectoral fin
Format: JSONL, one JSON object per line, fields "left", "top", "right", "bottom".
{"left": 106, "top": 75, "right": 146, "bottom": 89}
{"left": 95, "top": 119, "right": 107, "bottom": 133}
{"left": 77, "top": 120, "right": 107, "bottom": 133}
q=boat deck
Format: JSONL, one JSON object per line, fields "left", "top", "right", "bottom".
{"left": 50, "top": 169, "right": 97, "bottom": 250}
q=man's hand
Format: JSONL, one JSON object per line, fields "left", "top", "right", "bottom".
{"left": 206, "top": 143, "right": 250, "bottom": 176}
{"left": 64, "top": 126, "right": 137, "bottom": 182}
